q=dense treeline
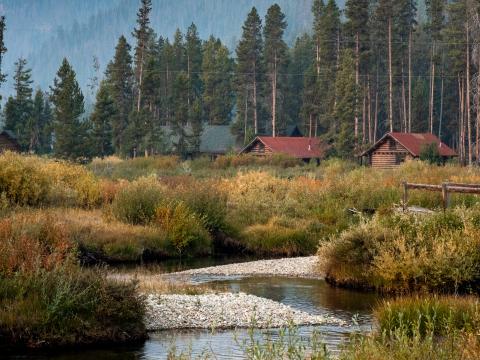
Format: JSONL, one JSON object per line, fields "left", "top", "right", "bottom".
{"left": 2, "top": 0, "right": 480, "bottom": 163}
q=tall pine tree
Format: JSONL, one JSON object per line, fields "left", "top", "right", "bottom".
{"left": 264, "top": 4, "right": 288, "bottom": 137}
{"left": 235, "top": 7, "right": 264, "bottom": 140}
{"left": 50, "top": 58, "right": 86, "bottom": 159}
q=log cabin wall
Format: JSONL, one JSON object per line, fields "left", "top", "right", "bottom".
{"left": 370, "top": 138, "right": 410, "bottom": 169}
{"left": 247, "top": 141, "right": 272, "bottom": 155}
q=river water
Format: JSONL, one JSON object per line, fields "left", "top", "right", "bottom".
{"left": 8, "top": 259, "right": 381, "bottom": 359}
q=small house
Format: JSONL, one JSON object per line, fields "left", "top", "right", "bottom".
{"left": 161, "top": 125, "right": 240, "bottom": 158}
{"left": 0, "top": 130, "right": 20, "bottom": 153}
{"left": 240, "top": 136, "right": 325, "bottom": 162}
{"left": 361, "top": 132, "right": 457, "bottom": 169}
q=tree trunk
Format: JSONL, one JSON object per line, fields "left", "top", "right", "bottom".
{"left": 362, "top": 87, "right": 366, "bottom": 144}
{"left": 388, "top": 17, "right": 393, "bottom": 132}
{"left": 467, "top": 23, "right": 472, "bottom": 165}
{"left": 272, "top": 51, "right": 277, "bottom": 137}
{"left": 253, "top": 63, "right": 258, "bottom": 135}
{"left": 244, "top": 89, "right": 248, "bottom": 144}
{"left": 355, "top": 32, "right": 360, "bottom": 143}
{"left": 459, "top": 75, "right": 465, "bottom": 164}
{"left": 374, "top": 67, "right": 379, "bottom": 143}
{"left": 137, "top": 45, "right": 145, "bottom": 112}
{"left": 429, "top": 42, "right": 435, "bottom": 134}
{"left": 477, "top": 56, "right": 480, "bottom": 164}
{"left": 309, "top": 113, "right": 313, "bottom": 138}
{"left": 408, "top": 29, "right": 413, "bottom": 132}
{"left": 368, "top": 74, "right": 372, "bottom": 143}
{"left": 401, "top": 59, "right": 407, "bottom": 132}
{"left": 439, "top": 72, "right": 444, "bottom": 140}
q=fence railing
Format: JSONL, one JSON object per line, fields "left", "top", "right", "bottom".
{"left": 402, "top": 182, "right": 480, "bottom": 211}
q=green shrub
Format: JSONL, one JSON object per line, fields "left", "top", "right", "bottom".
{"left": 111, "top": 176, "right": 166, "bottom": 225}
{"left": 0, "top": 266, "right": 145, "bottom": 348}
{"left": 177, "top": 181, "right": 228, "bottom": 233}
{"left": 0, "top": 152, "right": 101, "bottom": 208}
{"left": 155, "top": 202, "right": 212, "bottom": 257}
{"left": 242, "top": 217, "right": 317, "bottom": 256}
{"left": 375, "top": 296, "right": 480, "bottom": 337}
{"left": 0, "top": 152, "right": 52, "bottom": 206}
{"left": 89, "top": 155, "right": 180, "bottom": 180}
{"left": 319, "top": 209, "right": 480, "bottom": 293}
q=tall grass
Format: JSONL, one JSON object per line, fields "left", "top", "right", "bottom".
{"left": 0, "top": 210, "right": 146, "bottom": 348}
{"left": 319, "top": 208, "right": 480, "bottom": 293}
{"left": 0, "top": 151, "right": 101, "bottom": 208}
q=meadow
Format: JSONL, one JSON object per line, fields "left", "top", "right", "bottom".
{"left": 2, "top": 151, "right": 480, "bottom": 352}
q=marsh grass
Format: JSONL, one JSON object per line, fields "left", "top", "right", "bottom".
{"left": 319, "top": 208, "right": 480, "bottom": 293}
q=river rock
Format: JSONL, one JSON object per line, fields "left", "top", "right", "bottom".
{"left": 144, "top": 292, "right": 344, "bottom": 331}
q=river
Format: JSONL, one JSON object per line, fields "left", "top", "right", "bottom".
{"left": 7, "top": 258, "right": 381, "bottom": 359}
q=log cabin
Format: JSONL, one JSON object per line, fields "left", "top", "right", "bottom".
{"left": 361, "top": 132, "right": 457, "bottom": 169}
{"left": 240, "top": 136, "right": 325, "bottom": 162}
{"left": 0, "top": 130, "right": 20, "bottom": 153}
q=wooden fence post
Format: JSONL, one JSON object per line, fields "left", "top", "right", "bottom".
{"left": 442, "top": 183, "right": 449, "bottom": 211}
{"left": 403, "top": 181, "right": 408, "bottom": 212}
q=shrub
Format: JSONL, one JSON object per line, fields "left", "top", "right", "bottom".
{"left": 420, "top": 143, "right": 443, "bottom": 165}
{"left": 375, "top": 296, "right": 480, "bottom": 337}
{"left": 319, "top": 209, "right": 480, "bottom": 293}
{"left": 110, "top": 176, "right": 166, "bottom": 225}
{"left": 0, "top": 152, "right": 101, "bottom": 208}
{"left": 0, "top": 212, "right": 74, "bottom": 276}
{"left": 0, "top": 152, "right": 51, "bottom": 206}
{"left": 242, "top": 217, "right": 317, "bottom": 256}
{"left": 155, "top": 202, "right": 212, "bottom": 257}
{"left": 0, "top": 266, "right": 145, "bottom": 348}
{"left": 89, "top": 155, "right": 180, "bottom": 180}
{"left": 176, "top": 181, "right": 228, "bottom": 233}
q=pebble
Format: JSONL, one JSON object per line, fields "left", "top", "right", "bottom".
{"left": 167, "top": 256, "right": 322, "bottom": 279}
{"left": 144, "top": 292, "right": 344, "bottom": 331}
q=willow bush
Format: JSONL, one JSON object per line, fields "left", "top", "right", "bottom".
{"left": 319, "top": 208, "right": 480, "bottom": 293}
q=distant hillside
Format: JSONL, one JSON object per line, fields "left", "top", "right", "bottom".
{"left": 0, "top": 0, "right": 341, "bottom": 102}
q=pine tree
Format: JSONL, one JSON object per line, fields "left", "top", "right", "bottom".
{"left": 374, "top": 0, "right": 395, "bottom": 132}
{"left": 27, "top": 90, "right": 45, "bottom": 153}
{"left": 333, "top": 49, "right": 358, "bottom": 158}
{"left": 4, "top": 58, "right": 33, "bottom": 150}
{"left": 185, "top": 23, "right": 203, "bottom": 105}
{"left": 0, "top": 16, "right": 7, "bottom": 102}
{"left": 172, "top": 71, "right": 190, "bottom": 157}
{"left": 235, "top": 7, "right": 264, "bottom": 139}
{"left": 189, "top": 98, "right": 203, "bottom": 154}
{"left": 38, "top": 92, "right": 53, "bottom": 154}
{"left": 132, "top": 0, "right": 152, "bottom": 112}
{"left": 50, "top": 58, "right": 86, "bottom": 159}
{"left": 345, "top": 0, "right": 370, "bottom": 143}
{"left": 312, "top": 0, "right": 325, "bottom": 76}
{"left": 105, "top": 36, "right": 134, "bottom": 155}
{"left": 91, "top": 81, "right": 115, "bottom": 158}
{"left": 264, "top": 4, "right": 288, "bottom": 137}
{"left": 286, "top": 34, "right": 314, "bottom": 132}
{"left": 317, "top": 0, "right": 341, "bottom": 136}
{"left": 425, "top": 0, "right": 444, "bottom": 134}
{"left": 202, "top": 37, "right": 234, "bottom": 125}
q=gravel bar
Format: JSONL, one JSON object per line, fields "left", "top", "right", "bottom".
{"left": 145, "top": 292, "right": 344, "bottom": 330}
{"left": 168, "top": 256, "right": 322, "bottom": 279}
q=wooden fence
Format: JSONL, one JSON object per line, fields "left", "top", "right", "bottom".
{"left": 402, "top": 182, "right": 480, "bottom": 211}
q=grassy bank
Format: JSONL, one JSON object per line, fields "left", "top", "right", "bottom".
{"left": 0, "top": 211, "right": 145, "bottom": 349}
{"left": 168, "top": 296, "right": 480, "bottom": 359}
{"left": 319, "top": 208, "right": 480, "bottom": 293}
